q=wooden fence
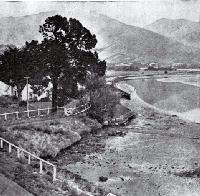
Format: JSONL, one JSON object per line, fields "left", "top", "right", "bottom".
{"left": 103, "top": 111, "right": 135, "bottom": 126}
{"left": 0, "top": 136, "right": 57, "bottom": 182}
{"left": 0, "top": 104, "right": 91, "bottom": 122}
{"left": 0, "top": 106, "right": 65, "bottom": 121}
{"left": 65, "top": 103, "right": 91, "bottom": 116}
{"left": 0, "top": 103, "right": 91, "bottom": 183}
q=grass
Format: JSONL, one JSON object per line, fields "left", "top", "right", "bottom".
{"left": 0, "top": 101, "right": 51, "bottom": 114}
{"left": 0, "top": 117, "right": 85, "bottom": 158}
{"left": 0, "top": 149, "right": 70, "bottom": 196}
{"left": 0, "top": 115, "right": 110, "bottom": 196}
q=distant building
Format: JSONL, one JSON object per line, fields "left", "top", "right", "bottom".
{"left": 0, "top": 81, "right": 17, "bottom": 97}
{"left": 0, "top": 81, "right": 52, "bottom": 101}
{"left": 21, "top": 83, "right": 52, "bottom": 101}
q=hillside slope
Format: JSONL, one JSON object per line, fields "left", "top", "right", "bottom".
{"left": 0, "top": 12, "right": 200, "bottom": 65}
{"left": 145, "top": 18, "right": 200, "bottom": 49}
{"left": 0, "top": 11, "right": 56, "bottom": 46}
{"left": 81, "top": 14, "right": 200, "bottom": 64}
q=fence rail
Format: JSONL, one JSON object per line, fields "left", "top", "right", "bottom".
{"left": 0, "top": 103, "right": 91, "bottom": 183}
{"left": 0, "top": 136, "right": 57, "bottom": 182}
{"left": 0, "top": 104, "right": 90, "bottom": 122}
{"left": 103, "top": 111, "right": 135, "bottom": 126}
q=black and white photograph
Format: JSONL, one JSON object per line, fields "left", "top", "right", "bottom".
{"left": 0, "top": 0, "right": 200, "bottom": 195}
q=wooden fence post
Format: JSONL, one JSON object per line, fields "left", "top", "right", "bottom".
{"left": 4, "top": 113, "right": 7, "bottom": 121}
{"left": 16, "top": 112, "right": 19, "bottom": 120}
{"left": 17, "top": 148, "right": 20, "bottom": 158}
{"left": 39, "top": 160, "right": 43, "bottom": 174}
{"left": 8, "top": 143, "right": 12, "bottom": 153}
{"left": 0, "top": 137, "right": 57, "bottom": 185}
{"left": 37, "top": 109, "right": 40, "bottom": 116}
{"left": 28, "top": 155, "right": 31, "bottom": 164}
{"left": 53, "top": 166, "right": 57, "bottom": 182}
{"left": 47, "top": 107, "right": 50, "bottom": 115}
{"left": 27, "top": 110, "right": 30, "bottom": 118}
{"left": 0, "top": 140, "right": 3, "bottom": 148}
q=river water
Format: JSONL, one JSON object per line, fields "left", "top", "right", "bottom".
{"left": 126, "top": 74, "right": 200, "bottom": 123}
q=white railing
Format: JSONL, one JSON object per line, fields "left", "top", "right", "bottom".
{"left": 0, "top": 136, "right": 57, "bottom": 182}
{"left": 64, "top": 103, "right": 91, "bottom": 116}
{"left": 0, "top": 107, "right": 63, "bottom": 121}
{"left": 0, "top": 103, "right": 90, "bottom": 122}
{"left": 103, "top": 111, "right": 134, "bottom": 126}
{"left": 0, "top": 103, "right": 91, "bottom": 183}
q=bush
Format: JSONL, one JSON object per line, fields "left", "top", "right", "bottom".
{"left": 0, "top": 96, "right": 13, "bottom": 107}
{"left": 40, "top": 97, "right": 50, "bottom": 102}
{"left": 19, "top": 100, "right": 27, "bottom": 107}
{"left": 11, "top": 95, "right": 18, "bottom": 101}
{"left": 87, "top": 77, "right": 121, "bottom": 122}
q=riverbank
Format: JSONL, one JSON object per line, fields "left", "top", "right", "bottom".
{"left": 117, "top": 74, "right": 200, "bottom": 124}
{"left": 64, "top": 79, "right": 200, "bottom": 196}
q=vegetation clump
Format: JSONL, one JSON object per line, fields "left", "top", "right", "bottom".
{"left": 0, "top": 117, "right": 94, "bottom": 158}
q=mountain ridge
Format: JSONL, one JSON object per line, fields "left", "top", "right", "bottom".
{"left": 145, "top": 18, "right": 200, "bottom": 49}
{"left": 0, "top": 11, "right": 200, "bottom": 65}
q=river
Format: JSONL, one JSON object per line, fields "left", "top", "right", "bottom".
{"left": 125, "top": 74, "right": 200, "bottom": 123}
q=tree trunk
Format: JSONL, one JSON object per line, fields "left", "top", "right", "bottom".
{"left": 52, "top": 78, "right": 58, "bottom": 112}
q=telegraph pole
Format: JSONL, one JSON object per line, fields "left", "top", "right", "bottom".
{"left": 24, "top": 77, "right": 30, "bottom": 112}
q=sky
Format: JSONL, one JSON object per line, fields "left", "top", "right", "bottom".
{"left": 0, "top": 0, "right": 199, "bottom": 27}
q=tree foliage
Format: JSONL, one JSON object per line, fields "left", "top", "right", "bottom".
{"left": 0, "top": 46, "right": 30, "bottom": 101}
{"left": 37, "top": 15, "right": 106, "bottom": 108}
{"left": 0, "top": 15, "right": 107, "bottom": 109}
{"left": 87, "top": 76, "right": 120, "bottom": 122}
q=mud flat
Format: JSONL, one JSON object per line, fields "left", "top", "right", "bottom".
{"left": 65, "top": 81, "right": 200, "bottom": 196}
{"left": 123, "top": 75, "right": 200, "bottom": 124}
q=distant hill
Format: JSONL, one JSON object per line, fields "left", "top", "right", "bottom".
{"left": 0, "top": 11, "right": 200, "bottom": 65}
{"left": 0, "top": 11, "right": 56, "bottom": 46}
{"left": 145, "top": 18, "right": 200, "bottom": 49}
{"left": 81, "top": 13, "right": 200, "bottom": 65}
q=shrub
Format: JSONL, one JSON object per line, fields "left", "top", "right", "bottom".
{"left": 11, "top": 95, "right": 18, "bottom": 101}
{"left": 40, "top": 97, "right": 50, "bottom": 102}
{"left": 19, "top": 100, "right": 27, "bottom": 107}
{"left": 0, "top": 96, "right": 13, "bottom": 107}
{"left": 87, "top": 77, "right": 121, "bottom": 122}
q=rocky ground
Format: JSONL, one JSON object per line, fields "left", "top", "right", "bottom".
{"left": 60, "top": 83, "right": 200, "bottom": 196}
